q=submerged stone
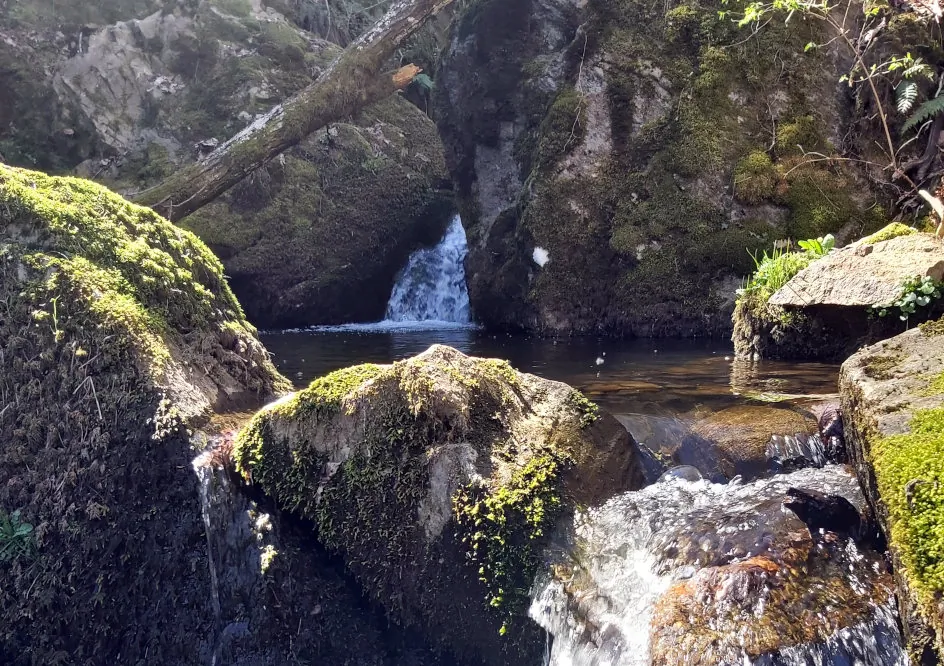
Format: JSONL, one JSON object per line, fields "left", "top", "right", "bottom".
{"left": 232, "top": 344, "right": 644, "bottom": 664}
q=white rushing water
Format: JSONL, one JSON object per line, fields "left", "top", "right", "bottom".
{"left": 308, "top": 215, "right": 473, "bottom": 332}
{"left": 530, "top": 466, "right": 908, "bottom": 666}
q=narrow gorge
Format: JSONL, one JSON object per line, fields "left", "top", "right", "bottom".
{"left": 2, "top": 0, "right": 944, "bottom": 664}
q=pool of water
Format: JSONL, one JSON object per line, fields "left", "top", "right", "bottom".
{"left": 261, "top": 329, "right": 840, "bottom": 418}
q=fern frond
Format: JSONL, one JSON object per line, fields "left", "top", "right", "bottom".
{"left": 897, "top": 81, "right": 919, "bottom": 114}
{"left": 902, "top": 95, "right": 944, "bottom": 133}
{"left": 903, "top": 60, "right": 932, "bottom": 80}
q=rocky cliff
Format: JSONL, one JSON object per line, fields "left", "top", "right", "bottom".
{"left": 434, "top": 0, "right": 931, "bottom": 336}
{"left": 1, "top": 0, "right": 454, "bottom": 328}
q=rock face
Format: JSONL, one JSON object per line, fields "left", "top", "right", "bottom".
{"left": 841, "top": 321, "right": 944, "bottom": 663}
{"left": 435, "top": 0, "right": 900, "bottom": 336}
{"left": 1, "top": 0, "right": 454, "bottom": 328}
{"left": 232, "top": 344, "right": 644, "bottom": 663}
{"left": 769, "top": 234, "right": 944, "bottom": 308}
{"left": 734, "top": 231, "right": 944, "bottom": 361}
{"left": 0, "top": 165, "right": 292, "bottom": 663}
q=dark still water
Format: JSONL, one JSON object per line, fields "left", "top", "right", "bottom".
{"left": 260, "top": 327, "right": 839, "bottom": 418}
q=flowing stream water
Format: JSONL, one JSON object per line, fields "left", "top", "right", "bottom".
{"left": 200, "top": 216, "right": 911, "bottom": 664}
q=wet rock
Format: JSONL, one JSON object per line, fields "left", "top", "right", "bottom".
{"left": 841, "top": 322, "right": 944, "bottom": 662}
{"left": 687, "top": 405, "right": 817, "bottom": 481}
{"left": 0, "top": 165, "right": 290, "bottom": 664}
{"left": 782, "top": 487, "right": 863, "bottom": 537}
{"left": 232, "top": 345, "right": 644, "bottom": 664}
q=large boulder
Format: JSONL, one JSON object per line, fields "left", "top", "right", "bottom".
{"left": 0, "top": 165, "right": 291, "bottom": 662}
{"left": 841, "top": 319, "right": 944, "bottom": 663}
{"left": 433, "top": 0, "right": 921, "bottom": 335}
{"left": 734, "top": 230, "right": 944, "bottom": 361}
{"left": 1, "top": 0, "right": 454, "bottom": 328}
{"left": 232, "top": 344, "right": 644, "bottom": 663}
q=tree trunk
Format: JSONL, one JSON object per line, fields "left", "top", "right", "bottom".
{"left": 133, "top": 0, "right": 453, "bottom": 222}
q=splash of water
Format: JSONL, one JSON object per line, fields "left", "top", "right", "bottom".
{"left": 530, "top": 466, "right": 907, "bottom": 666}
{"left": 384, "top": 215, "right": 471, "bottom": 324}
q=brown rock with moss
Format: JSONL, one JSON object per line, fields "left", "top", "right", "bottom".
{"left": 434, "top": 0, "right": 910, "bottom": 336}
{"left": 0, "top": 165, "right": 293, "bottom": 662}
{"left": 2, "top": 0, "right": 454, "bottom": 328}
{"left": 841, "top": 325, "right": 944, "bottom": 662}
{"left": 232, "top": 344, "right": 644, "bottom": 663}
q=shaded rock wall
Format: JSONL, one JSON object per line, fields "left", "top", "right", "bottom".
{"left": 435, "top": 0, "right": 929, "bottom": 336}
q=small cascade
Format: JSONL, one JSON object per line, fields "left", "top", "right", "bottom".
{"left": 530, "top": 466, "right": 907, "bottom": 666}
{"left": 384, "top": 215, "right": 471, "bottom": 324}
{"left": 193, "top": 461, "right": 222, "bottom": 623}
{"left": 766, "top": 433, "right": 828, "bottom": 473}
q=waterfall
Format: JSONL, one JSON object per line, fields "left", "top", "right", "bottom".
{"left": 384, "top": 215, "right": 471, "bottom": 324}
{"left": 530, "top": 466, "right": 908, "bottom": 666}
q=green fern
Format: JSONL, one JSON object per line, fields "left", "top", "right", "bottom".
{"left": 896, "top": 81, "right": 919, "bottom": 114}
{"left": 903, "top": 94, "right": 944, "bottom": 133}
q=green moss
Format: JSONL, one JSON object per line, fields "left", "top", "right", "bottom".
{"left": 862, "top": 222, "right": 917, "bottom": 245}
{"left": 453, "top": 452, "right": 567, "bottom": 632}
{"left": 569, "top": 391, "right": 601, "bottom": 428}
{"left": 864, "top": 354, "right": 900, "bottom": 381}
{"left": 922, "top": 372, "right": 944, "bottom": 397}
{"left": 776, "top": 115, "right": 826, "bottom": 156}
{"left": 211, "top": 0, "right": 252, "bottom": 17}
{"left": 294, "top": 364, "right": 384, "bottom": 419}
{"left": 734, "top": 151, "right": 777, "bottom": 204}
{"left": 920, "top": 317, "right": 944, "bottom": 336}
{"left": 872, "top": 407, "right": 944, "bottom": 614}
{"left": 533, "top": 87, "right": 587, "bottom": 170}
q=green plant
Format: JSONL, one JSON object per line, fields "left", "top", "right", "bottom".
{"left": 0, "top": 509, "right": 36, "bottom": 563}
{"left": 737, "top": 234, "right": 833, "bottom": 303}
{"left": 874, "top": 275, "right": 944, "bottom": 322}
{"left": 796, "top": 233, "right": 835, "bottom": 257}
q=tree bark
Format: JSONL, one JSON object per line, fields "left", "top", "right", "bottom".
{"left": 133, "top": 0, "right": 453, "bottom": 222}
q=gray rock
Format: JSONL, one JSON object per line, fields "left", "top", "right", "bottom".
{"left": 770, "top": 234, "right": 944, "bottom": 308}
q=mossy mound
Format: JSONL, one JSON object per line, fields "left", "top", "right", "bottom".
{"left": 841, "top": 327, "right": 944, "bottom": 662}
{"left": 232, "top": 345, "right": 643, "bottom": 663}
{"left": 436, "top": 0, "right": 903, "bottom": 336}
{"left": 0, "top": 165, "right": 290, "bottom": 663}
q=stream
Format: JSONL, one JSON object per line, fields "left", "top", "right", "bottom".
{"left": 202, "top": 216, "right": 909, "bottom": 665}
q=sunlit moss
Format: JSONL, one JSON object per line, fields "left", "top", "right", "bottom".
{"left": 872, "top": 408, "right": 944, "bottom": 614}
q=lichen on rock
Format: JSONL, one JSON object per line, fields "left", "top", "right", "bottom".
{"left": 0, "top": 164, "right": 290, "bottom": 663}
{"left": 232, "top": 344, "right": 643, "bottom": 663}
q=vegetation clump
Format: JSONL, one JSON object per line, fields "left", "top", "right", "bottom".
{"left": 862, "top": 222, "right": 917, "bottom": 245}
{"left": 872, "top": 407, "right": 944, "bottom": 615}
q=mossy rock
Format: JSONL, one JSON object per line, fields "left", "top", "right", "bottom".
{"left": 435, "top": 0, "right": 916, "bottom": 336}
{"left": 232, "top": 344, "right": 644, "bottom": 663}
{"left": 0, "top": 165, "right": 291, "bottom": 663}
{"left": 841, "top": 327, "right": 944, "bottom": 662}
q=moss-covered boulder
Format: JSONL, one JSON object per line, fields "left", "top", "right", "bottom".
{"left": 2, "top": 0, "right": 454, "bottom": 328}
{"left": 0, "top": 165, "right": 294, "bottom": 662}
{"left": 232, "top": 344, "right": 644, "bottom": 663}
{"left": 733, "top": 230, "right": 944, "bottom": 361}
{"left": 434, "top": 0, "right": 916, "bottom": 335}
{"left": 840, "top": 321, "right": 944, "bottom": 662}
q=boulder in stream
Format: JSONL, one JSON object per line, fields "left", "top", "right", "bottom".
{"left": 232, "top": 344, "right": 644, "bottom": 664}
{"left": 0, "top": 165, "right": 293, "bottom": 663}
{"left": 734, "top": 229, "right": 944, "bottom": 361}
{"left": 841, "top": 318, "right": 944, "bottom": 663}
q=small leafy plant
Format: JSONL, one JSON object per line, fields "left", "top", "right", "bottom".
{"left": 0, "top": 509, "right": 36, "bottom": 563}
{"left": 738, "top": 235, "right": 835, "bottom": 303}
{"left": 874, "top": 276, "right": 944, "bottom": 322}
